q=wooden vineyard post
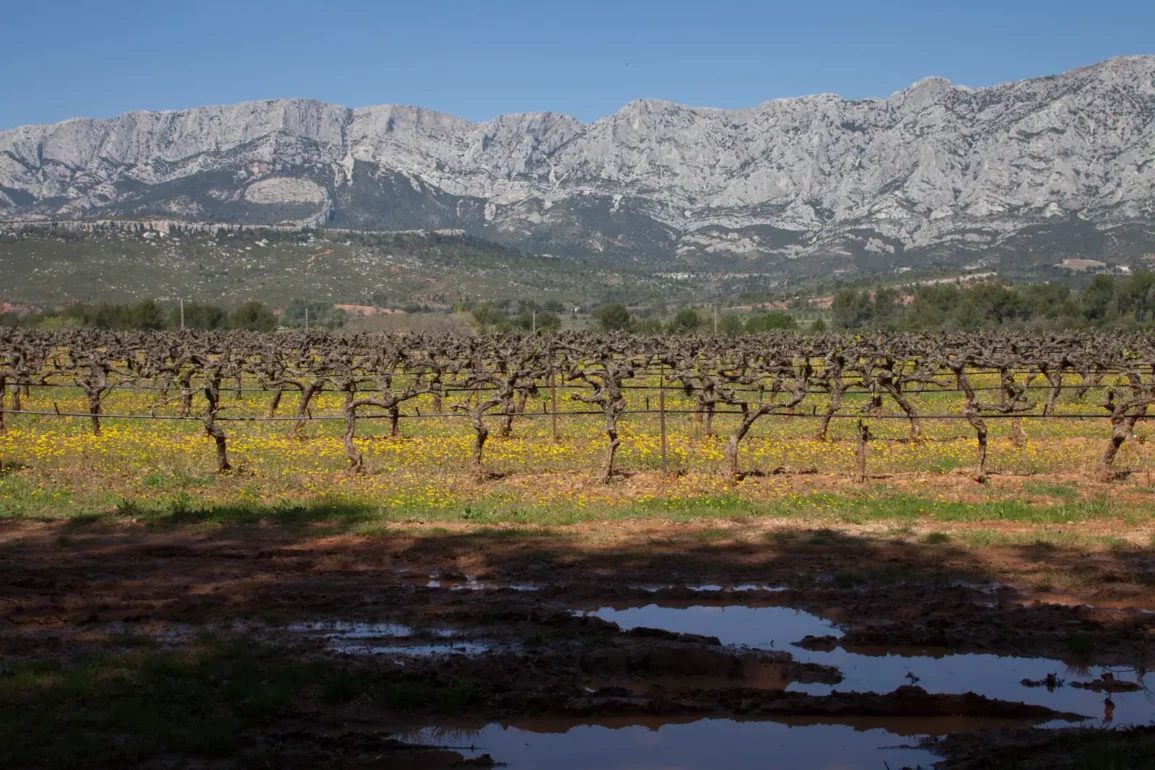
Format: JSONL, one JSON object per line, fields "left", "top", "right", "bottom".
{"left": 660, "top": 365, "right": 669, "bottom": 476}
{"left": 551, "top": 357, "right": 559, "bottom": 443}
{"left": 855, "top": 417, "right": 870, "bottom": 483}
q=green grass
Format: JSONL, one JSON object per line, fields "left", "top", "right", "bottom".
{"left": 0, "top": 638, "right": 482, "bottom": 770}
{"left": 1022, "top": 482, "right": 1080, "bottom": 499}
{"left": 694, "top": 527, "right": 730, "bottom": 544}
{"left": 984, "top": 734, "right": 1155, "bottom": 769}
{"left": 1065, "top": 631, "right": 1096, "bottom": 657}
{"left": 1073, "top": 745, "right": 1155, "bottom": 770}
{"left": 830, "top": 494, "right": 1119, "bottom": 525}
{"left": 7, "top": 476, "right": 1153, "bottom": 544}
{"left": 806, "top": 528, "right": 849, "bottom": 546}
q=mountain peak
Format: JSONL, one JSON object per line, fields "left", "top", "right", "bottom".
{"left": 2, "top": 57, "right": 1154, "bottom": 271}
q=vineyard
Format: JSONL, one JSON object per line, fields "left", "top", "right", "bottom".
{"left": 3, "top": 329, "right": 1155, "bottom": 769}
{"left": 3, "top": 328, "right": 1155, "bottom": 486}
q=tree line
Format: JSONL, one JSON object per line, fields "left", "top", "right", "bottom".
{"left": 0, "top": 299, "right": 347, "bottom": 332}
{"left": 596, "top": 304, "right": 809, "bottom": 334}
{"left": 831, "top": 271, "right": 1155, "bottom": 330}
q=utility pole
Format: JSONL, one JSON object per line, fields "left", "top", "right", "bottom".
{"left": 659, "top": 363, "right": 668, "bottom": 475}
{"left": 713, "top": 305, "right": 718, "bottom": 335}
{"left": 550, "top": 343, "right": 559, "bottom": 443}
{"left": 532, "top": 310, "right": 536, "bottom": 334}
{"left": 304, "top": 307, "right": 309, "bottom": 331}
{"left": 179, "top": 298, "right": 184, "bottom": 330}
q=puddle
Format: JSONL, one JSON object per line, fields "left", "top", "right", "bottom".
{"left": 629, "top": 584, "right": 789, "bottom": 593}
{"left": 400, "top": 718, "right": 941, "bottom": 769}
{"left": 289, "top": 620, "right": 423, "bottom": 638}
{"left": 349, "top": 641, "right": 492, "bottom": 658}
{"left": 580, "top": 604, "right": 834, "bottom": 649}
{"left": 792, "top": 647, "right": 1153, "bottom": 728}
{"left": 579, "top": 604, "right": 1155, "bottom": 728}
{"left": 285, "top": 621, "right": 489, "bottom": 658}
{"left": 425, "top": 573, "right": 542, "bottom": 592}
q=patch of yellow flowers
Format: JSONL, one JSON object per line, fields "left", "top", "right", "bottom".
{"left": 0, "top": 384, "right": 1149, "bottom": 519}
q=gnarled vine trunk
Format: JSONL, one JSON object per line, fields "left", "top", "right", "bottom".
{"left": 202, "top": 374, "right": 231, "bottom": 473}
{"left": 341, "top": 382, "right": 363, "bottom": 474}
{"left": 267, "top": 388, "right": 284, "bottom": 418}
{"left": 293, "top": 382, "right": 323, "bottom": 439}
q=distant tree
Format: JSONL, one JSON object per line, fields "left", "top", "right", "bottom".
{"left": 53, "top": 299, "right": 168, "bottom": 330}
{"left": 872, "top": 287, "right": 903, "bottom": 325}
{"left": 952, "top": 297, "right": 984, "bottom": 331}
{"left": 1082, "top": 274, "right": 1116, "bottom": 321}
{"left": 811, "top": 317, "right": 827, "bottom": 332}
{"left": 512, "top": 310, "right": 561, "bottom": 331}
{"left": 229, "top": 301, "right": 276, "bottom": 331}
{"left": 543, "top": 300, "right": 566, "bottom": 314}
{"left": 668, "top": 308, "right": 701, "bottom": 333}
{"left": 1019, "top": 283, "right": 1075, "bottom": 320}
{"left": 718, "top": 314, "right": 745, "bottom": 336}
{"left": 969, "top": 283, "right": 1022, "bottom": 325}
{"left": 1117, "top": 270, "right": 1155, "bottom": 323}
{"left": 472, "top": 303, "right": 505, "bottom": 328}
{"left": 596, "top": 303, "right": 631, "bottom": 331}
{"left": 832, "top": 289, "right": 873, "bottom": 329}
{"left": 906, "top": 284, "right": 962, "bottom": 328}
{"left": 125, "top": 300, "right": 166, "bottom": 330}
{"left": 173, "top": 301, "right": 227, "bottom": 330}
{"left": 630, "top": 317, "right": 663, "bottom": 334}
{"left": 747, "top": 310, "right": 797, "bottom": 331}
{"left": 283, "top": 300, "right": 345, "bottom": 329}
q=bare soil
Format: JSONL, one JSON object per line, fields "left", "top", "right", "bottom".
{"left": 2, "top": 518, "right": 1153, "bottom": 768}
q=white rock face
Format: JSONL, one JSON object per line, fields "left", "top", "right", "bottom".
{"left": 2, "top": 56, "right": 1155, "bottom": 264}
{"left": 243, "top": 177, "right": 328, "bottom": 205}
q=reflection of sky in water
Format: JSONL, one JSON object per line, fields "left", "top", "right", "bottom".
{"left": 581, "top": 604, "right": 838, "bottom": 649}
{"left": 582, "top": 605, "right": 1155, "bottom": 728}
{"left": 409, "top": 719, "right": 940, "bottom": 770}
{"left": 330, "top": 641, "right": 491, "bottom": 657}
{"left": 288, "top": 620, "right": 418, "bottom": 638}
{"left": 790, "top": 648, "right": 1153, "bottom": 728}
{"left": 285, "top": 620, "right": 487, "bottom": 657}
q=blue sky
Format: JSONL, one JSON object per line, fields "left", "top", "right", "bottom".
{"left": 1, "top": 0, "right": 1151, "bottom": 130}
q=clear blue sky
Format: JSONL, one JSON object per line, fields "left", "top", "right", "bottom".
{"left": 1, "top": 0, "right": 1151, "bottom": 130}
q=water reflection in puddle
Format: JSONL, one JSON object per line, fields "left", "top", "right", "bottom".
{"left": 403, "top": 718, "right": 941, "bottom": 770}
{"left": 286, "top": 621, "right": 489, "bottom": 658}
{"left": 289, "top": 620, "right": 422, "bottom": 638}
{"left": 790, "top": 648, "right": 1152, "bottom": 728}
{"left": 425, "top": 573, "right": 542, "bottom": 592}
{"left": 580, "top": 604, "right": 1155, "bottom": 728}
{"left": 348, "top": 641, "right": 492, "bottom": 658}
{"left": 629, "top": 584, "right": 790, "bottom": 593}
{"left": 581, "top": 604, "right": 835, "bottom": 649}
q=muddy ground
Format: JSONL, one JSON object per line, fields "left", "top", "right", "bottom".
{"left": 1, "top": 518, "right": 1153, "bottom": 769}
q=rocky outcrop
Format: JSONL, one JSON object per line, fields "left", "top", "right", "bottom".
{"left": 3, "top": 56, "right": 1155, "bottom": 267}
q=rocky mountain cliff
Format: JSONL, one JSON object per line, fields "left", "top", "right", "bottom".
{"left": 3, "top": 56, "right": 1155, "bottom": 271}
